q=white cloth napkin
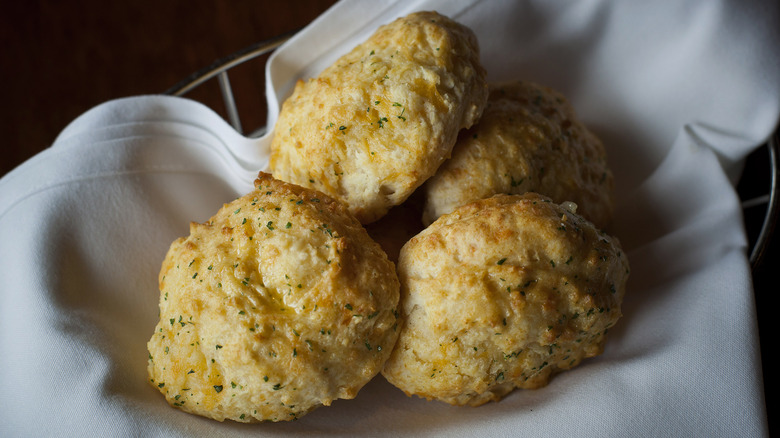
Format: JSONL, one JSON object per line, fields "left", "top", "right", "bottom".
{"left": 1, "top": 0, "right": 778, "bottom": 436}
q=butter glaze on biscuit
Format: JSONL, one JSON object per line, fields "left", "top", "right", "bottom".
{"left": 383, "top": 193, "right": 629, "bottom": 406}
{"left": 270, "top": 11, "right": 488, "bottom": 224}
{"left": 147, "top": 173, "right": 400, "bottom": 422}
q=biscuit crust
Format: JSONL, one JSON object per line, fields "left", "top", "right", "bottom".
{"left": 270, "top": 11, "right": 488, "bottom": 224}
{"left": 422, "top": 81, "right": 614, "bottom": 229}
{"left": 147, "top": 173, "right": 400, "bottom": 422}
{"left": 383, "top": 193, "right": 629, "bottom": 406}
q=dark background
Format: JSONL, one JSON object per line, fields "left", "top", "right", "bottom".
{"left": 0, "top": 1, "right": 338, "bottom": 176}
{"left": 1, "top": 1, "right": 776, "bottom": 434}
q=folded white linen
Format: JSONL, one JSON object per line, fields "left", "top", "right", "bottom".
{"left": 1, "top": 0, "right": 777, "bottom": 436}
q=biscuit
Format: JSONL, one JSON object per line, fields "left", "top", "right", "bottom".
{"left": 270, "top": 11, "right": 488, "bottom": 224}
{"left": 383, "top": 193, "right": 629, "bottom": 406}
{"left": 421, "top": 81, "right": 614, "bottom": 229}
{"left": 147, "top": 173, "right": 400, "bottom": 422}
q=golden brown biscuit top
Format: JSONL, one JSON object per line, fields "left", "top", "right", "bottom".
{"left": 422, "top": 81, "right": 614, "bottom": 229}
{"left": 147, "top": 173, "right": 399, "bottom": 422}
{"left": 270, "top": 11, "right": 488, "bottom": 224}
{"left": 384, "top": 193, "right": 629, "bottom": 406}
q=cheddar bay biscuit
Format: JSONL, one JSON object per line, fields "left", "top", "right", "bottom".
{"left": 422, "top": 81, "right": 614, "bottom": 229}
{"left": 270, "top": 11, "right": 488, "bottom": 224}
{"left": 383, "top": 193, "right": 629, "bottom": 406}
{"left": 147, "top": 173, "right": 400, "bottom": 422}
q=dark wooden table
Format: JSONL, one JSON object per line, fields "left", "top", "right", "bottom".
{"left": 0, "top": 0, "right": 338, "bottom": 176}
{"left": 2, "top": 1, "right": 776, "bottom": 434}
